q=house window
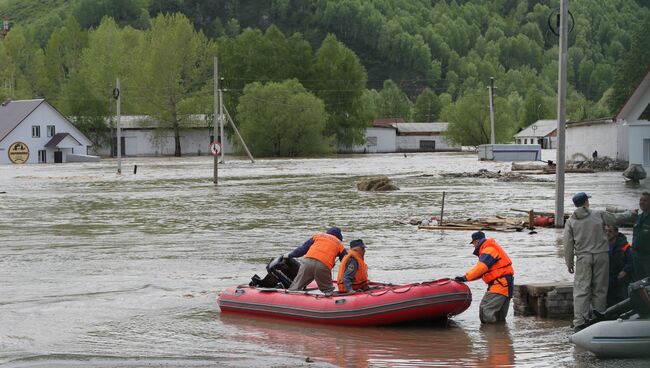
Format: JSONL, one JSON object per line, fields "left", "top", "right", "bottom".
{"left": 366, "top": 137, "right": 378, "bottom": 146}
{"left": 47, "top": 125, "right": 55, "bottom": 137}
{"left": 32, "top": 125, "right": 40, "bottom": 138}
{"left": 38, "top": 150, "right": 46, "bottom": 163}
{"left": 644, "top": 139, "right": 650, "bottom": 167}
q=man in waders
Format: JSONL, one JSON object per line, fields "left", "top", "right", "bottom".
{"left": 563, "top": 192, "right": 636, "bottom": 331}
{"left": 455, "top": 231, "right": 514, "bottom": 323}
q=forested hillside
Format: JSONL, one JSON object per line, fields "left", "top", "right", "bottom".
{"left": 1, "top": 0, "right": 649, "bottom": 155}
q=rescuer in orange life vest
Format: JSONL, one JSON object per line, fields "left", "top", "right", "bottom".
{"left": 287, "top": 227, "right": 347, "bottom": 294}
{"left": 454, "top": 231, "right": 515, "bottom": 323}
{"left": 337, "top": 239, "right": 369, "bottom": 293}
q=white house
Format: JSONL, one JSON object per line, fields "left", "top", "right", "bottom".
{"left": 347, "top": 119, "right": 460, "bottom": 153}
{"left": 615, "top": 69, "right": 650, "bottom": 172}
{"left": 395, "top": 122, "right": 459, "bottom": 152}
{"left": 0, "top": 99, "right": 93, "bottom": 164}
{"left": 514, "top": 120, "right": 557, "bottom": 149}
{"left": 92, "top": 115, "right": 234, "bottom": 157}
{"left": 565, "top": 118, "right": 627, "bottom": 161}
{"left": 565, "top": 69, "right": 650, "bottom": 168}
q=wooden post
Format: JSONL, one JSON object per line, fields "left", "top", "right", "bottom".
{"left": 528, "top": 210, "right": 535, "bottom": 230}
{"left": 440, "top": 191, "right": 446, "bottom": 225}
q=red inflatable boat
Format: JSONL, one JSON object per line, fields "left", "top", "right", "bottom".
{"left": 218, "top": 278, "right": 472, "bottom": 326}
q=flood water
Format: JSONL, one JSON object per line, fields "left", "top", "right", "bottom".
{"left": 1, "top": 152, "right": 649, "bottom": 367}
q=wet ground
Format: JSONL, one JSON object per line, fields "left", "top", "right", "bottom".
{"left": 1, "top": 152, "right": 649, "bottom": 367}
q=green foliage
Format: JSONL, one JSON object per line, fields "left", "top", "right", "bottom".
{"left": 413, "top": 87, "right": 441, "bottom": 122}
{"left": 73, "top": 0, "right": 150, "bottom": 30}
{"left": 521, "top": 91, "right": 551, "bottom": 128}
{"left": 312, "top": 34, "right": 369, "bottom": 147}
{"left": 442, "top": 89, "right": 517, "bottom": 146}
{"left": 132, "top": 13, "right": 216, "bottom": 156}
{"left": 236, "top": 79, "right": 330, "bottom": 157}
{"left": 608, "top": 19, "right": 650, "bottom": 114}
{"left": 376, "top": 79, "right": 412, "bottom": 120}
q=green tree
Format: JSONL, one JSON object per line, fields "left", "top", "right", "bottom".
{"left": 413, "top": 87, "right": 441, "bottom": 122}
{"left": 312, "top": 34, "right": 369, "bottom": 147}
{"left": 442, "top": 89, "right": 516, "bottom": 146}
{"left": 521, "top": 91, "right": 551, "bottom": 128}
{"left": 236, "top": 79, "right": 330, "bottom": 157}
{"left": 608, "top": 20, "right": 650, "bottom": 114}
{"left": 44, "top": 17, "right": 88, "bottom": 103}
{"left": 133, "top": 13, "right": 215, "bottom": 156}
{"left": 376, "top": 79, "right": 412, "bottom": 120}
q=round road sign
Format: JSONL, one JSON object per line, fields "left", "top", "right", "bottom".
{"left": 210, "top": 141, "right": 222, "bottom": 156}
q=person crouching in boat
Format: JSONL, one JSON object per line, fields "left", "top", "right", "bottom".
{"left": 287, "top": 227, "right": 347, "bottom": 294}
{"left": 455, "top": 231, "right": 515, "bottom": 323}
{"left": 337, "top": 239, "right": 369, "bottom": 293}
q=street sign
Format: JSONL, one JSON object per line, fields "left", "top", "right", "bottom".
{"left": 210, "top": 141, "right": 221, "bottom": 156}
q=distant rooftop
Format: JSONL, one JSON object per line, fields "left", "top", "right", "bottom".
{"left": 514, "top": 120, "right": 557, "bottom": 138}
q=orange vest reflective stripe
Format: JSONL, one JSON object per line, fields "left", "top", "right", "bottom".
{"left": 622, "top": 242, "right": 631, "bottom": 252}
{"left": 465, "top": 238, "right": 514, "bottom": 297}
{"left": 337, "top": 250, "right": 368, "bottom": 292}
{"left": 305, "top": 232, "right": 345, "bottom": 269}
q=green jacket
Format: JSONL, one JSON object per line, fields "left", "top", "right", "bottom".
{"left": 633, "top": 212, "right": 650, "bottom": 255}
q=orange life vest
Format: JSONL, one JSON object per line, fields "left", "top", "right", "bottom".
{"left": 305, "top": 232, "right": 345, "bottom": 269}
{"left": 465, "top": 238, "right": 515, "bottom": 297}
{"left": 337, "top": 249, "right": 368, "bottom": 292}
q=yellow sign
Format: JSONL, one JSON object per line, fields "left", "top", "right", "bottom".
{"left": 8, "top": 141, "right": 29, "bottom": 164}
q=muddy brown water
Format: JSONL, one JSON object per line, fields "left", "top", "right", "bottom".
{"left": 1, "top": 152, "right": 649, "bottom": 367}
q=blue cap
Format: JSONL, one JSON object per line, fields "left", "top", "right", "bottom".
{"left": 470, "top": 231, "right": 486, "bottom": 243}
{"left": 326, "top": 227, "right": 343, "bottom": 241}
{"left": 572, "top": 192, "right": 591, "bottom": 207}
{"left": 350, "top": 239, "right": 366, "bottom": 249}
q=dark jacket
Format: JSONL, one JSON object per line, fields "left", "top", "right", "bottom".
{"left": 633, "top": 212, "right": 650, "bottom": 255}
{"left": 608, "top": 233, "right": 633, "bottom": 280}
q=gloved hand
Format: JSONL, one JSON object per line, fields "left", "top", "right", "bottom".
{"left": 454, "top": 275, "right": 467, "bottom": 282}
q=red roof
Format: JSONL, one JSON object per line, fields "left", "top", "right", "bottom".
{"left": 372, "top": 118, "right": 404, "bottom": 127}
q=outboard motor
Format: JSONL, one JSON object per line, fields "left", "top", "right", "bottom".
{"left": 578, "top": 277, "right": 650, "bottom": 329}
{"left": 249, "top": 255, "right": 301, "bottom": 289}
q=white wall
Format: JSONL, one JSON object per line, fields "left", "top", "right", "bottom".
{"left": 396, "top": 135, "right": 459, "bottom": 151}
{"left": 628, "top": 122, "right": 650, "bottom": 169}
{"left": 0, "top": 103, "right": 91, "bottom": 164}
{"left": 566, "top": 123, "right": 626, "bottom": 161}
{"left": 93, "top": 128, "right": 234, "bottom": 157}
{"left": 347, "top": 127, "right": 396, "bottom": 153}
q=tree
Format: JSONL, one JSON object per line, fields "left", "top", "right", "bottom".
{"left": 236, "top": 79, "right": 330, "bottom": 157}
{"left": 376, "top": 80, "right": 412, "bottom": 121}
{"left": 441, "top": 89, "right": 517, "bottom": 146}
{"left": 413, "top": 88, "right": 441, "bottom": 122}
{"left": 312, "top": 34, "right": 369, "bottom": 147}
{"left": 521, "top": 91, "right": 551, "bottom": 128}
{"left": 133, "top": 13, "right": 215, "bottom": 156}
{"left": 608, "top": 19, "right": 650, "bottom": 113}
{"left": 44, "top": 17, "right": 88, "bottom": 103}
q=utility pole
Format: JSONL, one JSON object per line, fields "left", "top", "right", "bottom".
{"left": 223, "top": 105, "right": 255, "bottom": 163}
{"left": 213, "top": 57, "right": 218, "bottom": 184}
{"left": 108, "top": 82, "right": 114, "bottom": 158}
{"left": 219, "top": 86, "right": 225, "bottom": 164}
{"left": 115, "top": 78, "right": 122, "bottom": 175}
{"left": 488, "top": 77, "right": 496, "bottom": 144}
{"left": 555, "top": 0, "right": 569, "bottom": 227}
